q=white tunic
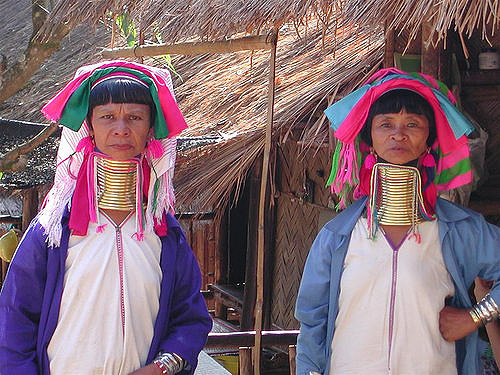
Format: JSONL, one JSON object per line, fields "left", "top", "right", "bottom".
{"left": 47, "top": 211, "right": 162, "bottom": 375}
{"left": 330, "top": 218, "right": 456, "bottom": 375}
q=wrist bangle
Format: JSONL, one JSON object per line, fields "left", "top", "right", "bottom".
{"left": 153, "top": 358, "right": 169, "bottom": 374}
{"left": 153, "top": 352, "right": 185, "bottom": 375}
{"left": 470, "top": 293, "right": 500, "bottom": 326}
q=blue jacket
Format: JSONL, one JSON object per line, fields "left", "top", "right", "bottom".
{"left": 0, "top": 211, "right": 212, "bottom": 375}
{"left": 295, "top": 197, "right": 500, "bottom": 375}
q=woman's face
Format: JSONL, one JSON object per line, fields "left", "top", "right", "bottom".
{"left": 371, "top": 109, "right": 430, "bottom": 165}
{"left": 89, "top": 102, "right": 151, "bottom": 160}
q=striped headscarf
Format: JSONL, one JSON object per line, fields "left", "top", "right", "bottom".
{"left": 324, "top": 68, "right": 474, "bottom": 209}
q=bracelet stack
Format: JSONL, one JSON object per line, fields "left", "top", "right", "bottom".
{"left": 469, "top": 294, "right": 500, "bottom": 325}
{"left": 153, "top": 352, "right": 185, "bottom": 375}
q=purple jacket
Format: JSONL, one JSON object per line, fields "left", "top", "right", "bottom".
{"left": 0, "top": 210, "right": 212, "bottom": 375}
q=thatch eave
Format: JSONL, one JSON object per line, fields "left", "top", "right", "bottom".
{"left": 40, "top": 0, "right": 334, "bottom": 42}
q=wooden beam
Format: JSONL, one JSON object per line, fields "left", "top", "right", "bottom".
{"left": 205, "top": 330, "right": 299, "bottom": 348}
{"left": 102, "top": 35, "right": 273, "bottom": 58}
{"left": 384, "top": 25, "right": 395, "bottom": 68}
{"left": 253, "top": 30, "right": 278, "bottom": 375}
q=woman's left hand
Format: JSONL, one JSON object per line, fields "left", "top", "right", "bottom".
{"left": 128, "top": 363, "right": 163, "bottom": 375}
{"left": 439, "top": 305, "right": 481, "bottom": 341}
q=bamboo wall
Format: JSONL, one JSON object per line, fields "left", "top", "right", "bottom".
{"left": 270, "top": 137, "right": 336, "bottom": 329}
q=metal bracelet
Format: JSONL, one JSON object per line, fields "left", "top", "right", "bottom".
{"left": 154, "top": 352, "right": 186, "bottom": 375}
{"left": 470, "top": 293, "right": 500, "bottom": 325}
{"left": 153, "top": 358, "right": 169, "bottom": 374}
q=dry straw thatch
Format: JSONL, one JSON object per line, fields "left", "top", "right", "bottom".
{"left": 42, "top": 0, "right": 335, "bottom": 42}
{"left": 341, "top": 0, "right": 500, "bottom": 47}
{"left": 41, "top": 0, "right": 499, "bottom": 46}
{"left": 171, "top": 23, "right": 383, "bottom": 214}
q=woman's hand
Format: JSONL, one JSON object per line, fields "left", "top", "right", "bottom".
{"left": 439, "top": 305, "right": 480, "bottom": 341}
{"left": 474, "top": 277, "right": 494, "bottom": 301}
{"left": 128, "top": 363, "right": 163, "bottom": 375}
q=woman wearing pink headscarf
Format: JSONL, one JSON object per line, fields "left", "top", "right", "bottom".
{"left": 0, "top": 61, "right": 212, "bottom": 375}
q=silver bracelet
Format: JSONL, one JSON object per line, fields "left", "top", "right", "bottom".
{"left": 153, "top": 352, "right": 186, "bottom": 375}
{"left": 470, "top": 293, "right": 500, "bottom": 325}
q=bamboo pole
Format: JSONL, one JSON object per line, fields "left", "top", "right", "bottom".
{"left": 102, "top": 35, "right": 272, "bottom": 58}
{"left": 253, "top": 30, "right": 278, "bottom": 375}
{"left": 383, "top": 22, "right": 395, "bottom": 68}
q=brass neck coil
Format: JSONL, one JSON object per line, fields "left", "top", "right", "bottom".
{"left": 96, "top": 157, "right": 138, "bottom": 211}
{"left": 371, "top": 163, "right": 426, "bottom": 226}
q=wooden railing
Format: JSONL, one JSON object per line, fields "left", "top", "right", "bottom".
{"left": 205, "top": 330, "right": 299, "bottom": 375}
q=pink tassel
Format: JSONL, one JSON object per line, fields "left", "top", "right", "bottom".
{"left": 96, "top": 224, "right": 107, "bottom": 233}
{"left": 76, "top": 136, "right": 94, "bottom": 154}
{"left": 412, "top": 232, "right": 422, "bottom": 244}
{"left": 363, "top": 153, "right": 376, "bottom": 170}
{"left": 146, "top": 139, "right": 164, "bottom": 159}
{"left": 422, "top": 151, "right": 436, "bottom": 167}
{"left": 132, "top": 232, "right": 144, "bottom": 241}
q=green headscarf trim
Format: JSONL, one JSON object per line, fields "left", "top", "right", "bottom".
{"left": 59, "top": 67, "right": 170, "bottom": 139}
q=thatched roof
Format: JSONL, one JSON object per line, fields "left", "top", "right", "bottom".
{"left": 170, "top": 23, "right": 383, "bottom": 213}
{"left": 341, "top": 0, "right": 500, "bottom": 46}
{"left": 2, "top": 0, "right": 384, "bottom": 213}
{"left": 0, "top": 119, "right": 60, "bottom": 189}
{"left": 41, "top": 0, "right": 499, "bottom": 45}
{"left": 1, "top": 0, "right": 108, "bottom": 123}
{"left": 42, "top": 0, "right": 331, "bottom": 42}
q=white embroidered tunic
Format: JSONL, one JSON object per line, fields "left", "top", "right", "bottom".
{"left": 47, "top": 211, "right": 162, "bottom": 375}
{"left": 329, "top": 218, "right": 456, "bottom": 375}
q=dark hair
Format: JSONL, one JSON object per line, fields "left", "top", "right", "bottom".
{"left": 360, "top": 89, "right": 436, "bottom": 146}
{"left": 87, "top": 77, "right": 155, "bottom": 126}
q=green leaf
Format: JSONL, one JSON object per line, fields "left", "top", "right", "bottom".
{"left": 115, "top": 13, "right": 137, "bottom": 47}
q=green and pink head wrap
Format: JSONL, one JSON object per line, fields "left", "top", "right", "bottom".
{"left": 38, "top": 60, "right": 185, "bottom": 247}
{"left": 324, "top": 68, "right": 474, "bottom": 210}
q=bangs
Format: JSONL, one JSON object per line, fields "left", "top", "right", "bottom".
{"left": 87, "top": 78, "right": 155, "bottom": 123}
{"left": 361, "top": 89, "right": 436, "bottom": 146}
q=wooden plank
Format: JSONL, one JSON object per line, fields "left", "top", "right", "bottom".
{"left": 384, "top": 25, "right": 395, "bottom": 68}
{"left": 289, "top": 345, "right": 296, "bottom": 375}
{"left": 22, "top": 188, "right": 38, "bottom": 232}
{"left": 205, "top": 330, "right": 299, "bottom": 348}
{"left": 102, "top": 35, "right": 273, "bottom": 59}
{"left": 239, "top": 347, "right": 253, "bottom": 375}
{"left": 421, "top": 21, "right": 443, "bottom": 79}
{"left": 241, "top": 158, "right": 260, "bottom": 330}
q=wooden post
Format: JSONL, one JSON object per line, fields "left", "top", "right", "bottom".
{"left": 22, "top": 188, "right": 38, "bottom": 232}
{"left": 421, "top": 21, "right": 444, "bottom": 79}
{"left": 138, "top": 30, "right": 145, "bottom": 64}
{"left": 239, "top": 347, "right": 253, "bottom": 375}
{"left": 253, "top": 30, "right": 278, "bottom": 375}
{"left": 384, "top": 26, "right": 395, "bottom": 68}
{"left": 288, "top": 345, "right": 297, "bottom": 375}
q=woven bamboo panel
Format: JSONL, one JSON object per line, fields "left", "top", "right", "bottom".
{"left": 271, "top": 194, "right": 319, "bottom": 329}
{"left": 276, "top": 139, "right": 332, "bottom": 207}
{"left": 271, "top": 138, "right": 333, "bottom": 329}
